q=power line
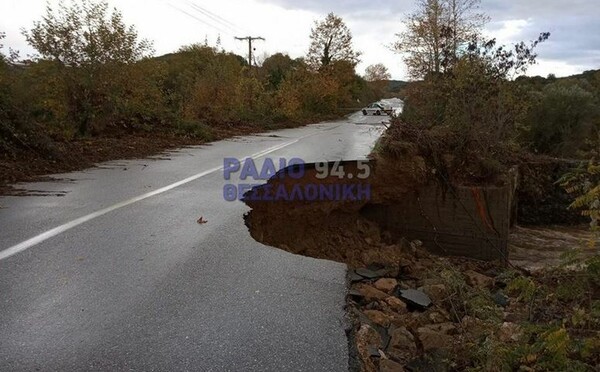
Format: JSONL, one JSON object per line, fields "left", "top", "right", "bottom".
{"left": 186, "top": 1, "right": 244, "bottom": 34}
{"left": 167, "top": 2, "right": 229, "bottom": 35}
{"left": 234, "top": 36, "right": 265, "bottom": 67}
{"left": 166, "top": 0, "right": 266, "bottom": 60}
{"left": 188, "top": 3, "right": 236, "bottom": 32}
{"left": 200, "top": 5, "right": 239, "bottom": 29}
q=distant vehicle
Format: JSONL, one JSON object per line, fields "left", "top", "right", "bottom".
{"left": 362, "top": 102, "right": 393, "bottom": 116}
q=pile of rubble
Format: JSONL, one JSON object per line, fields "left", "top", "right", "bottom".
{"left": 347, "top": 242, "right": 528, "bottom": 372}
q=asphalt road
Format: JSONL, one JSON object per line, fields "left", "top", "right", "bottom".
{"left": 0, "top": 113, "right": 388, "bottom": 371}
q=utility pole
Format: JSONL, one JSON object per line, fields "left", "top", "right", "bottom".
{"left": 234, "top": 36, "right": 265, "bottom": 67}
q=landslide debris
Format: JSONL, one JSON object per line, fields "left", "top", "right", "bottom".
{"left": 347, "top": 244, "right": 600, "bottom": 372}
{"left": 243, "top": 160, "right": 600, "bottom": 371}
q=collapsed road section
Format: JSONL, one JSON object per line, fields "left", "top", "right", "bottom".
{"left": 243, "top": 159, "right": 515, "bottom": 266}
{"left": 242, "top": 159, "right": 600, "bottom": 371}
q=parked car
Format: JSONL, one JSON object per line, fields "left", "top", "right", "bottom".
{"left": 362, "top": 102, "right": 392, "bottom": 116}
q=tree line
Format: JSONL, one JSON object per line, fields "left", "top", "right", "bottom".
{"left": 2, "top": 0, "right": 598, "bottom": 172}
{"left": 0, "top": 2, "right": 383, "bottom": 158}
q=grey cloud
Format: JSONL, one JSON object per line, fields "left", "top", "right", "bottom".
{"left": 255, "top": 0, "right": 415, "bottom": 16}
{"left": 477, "top": 0, "right": 600, "bottom": 69}
{"left": 486, "top": 13, "right": 599, "bottom": 70}
{"left": 258, "top": 0, "right": 599, "bottom": 73}
{"left": 484, "top": 0, "right": 598, "bottom": 21}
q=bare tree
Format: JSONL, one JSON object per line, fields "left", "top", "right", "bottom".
{"left": 444, "top": 0, "right": 489, "bottom": 64}
{"left": 306, "top": 13, "right": 361, "bottom": 71}
{"left": 393, "top": 0, "right": 487, "bottom": 79}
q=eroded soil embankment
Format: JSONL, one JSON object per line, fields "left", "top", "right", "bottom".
{"left": 0, "top": 119, "right": 319, "bottom": 194}
{"left": 243, "top": 158, "right": 594, "bottom": 269}
{"left": 243, "top": 160, "right": 600, "bottom": 372}
{"left": 243, "top": 158, "right": 429, "bottom": 268}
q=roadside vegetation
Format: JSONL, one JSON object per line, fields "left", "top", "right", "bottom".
{"left": 0, "top": 1, "right": 381, "bottom": 186}
{"left": 387, "top": 0, "right": 600, "bottom": 180}
{"left": 382, "top": 0, "right": 600, "bottom": 224}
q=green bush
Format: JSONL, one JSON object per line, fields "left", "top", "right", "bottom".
{"left": 175, "top": 120, "right": 215, "bottom": 141}
{"left": 524, "top": 81, "right": 599, "bottom": 157}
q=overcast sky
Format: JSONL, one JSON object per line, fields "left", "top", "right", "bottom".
{"left": 1, "top": 0, "right": 598, "bottom": 80}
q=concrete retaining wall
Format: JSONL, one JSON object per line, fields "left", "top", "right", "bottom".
{"left": 362, "top": 171, "right": 517, "bottom": 262}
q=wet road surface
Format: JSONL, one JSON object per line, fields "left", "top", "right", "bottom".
{"left": 0, "top": 114, "right": 388, "bottom": 371}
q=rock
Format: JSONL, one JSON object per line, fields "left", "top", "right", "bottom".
{"left": 367, "top": 263, "right": 386, "bottom": 271}
{"left": 375, "top": 325, "right": 392, "bottom": 350}
{"left": 385, "top": 296, "right": 409, "bottom": 314}
{"left": 428, "top": 311, "right": 450, "bottom": 324}
{"left": 349, "top": 271, "right": 365, "bottom": 283}
{"left": 387, "top": 326, "right": 417, "bottom": 362}
{"left": 464, "top": 270, "right": 494, "bottom": 289}
{"left": 348, "top": 289, "right": 364, "bottom": 301}
{"left": 396, "top": 289, "right": 432, "bottom": 309}
{"left": 353, "top": 308, "right": 374, "bottom": 326}
{"left": 503, "top": 312, "right": 519, "bottom": 323}
{"left": 461, "top": 316, "right": 491, "bottom": 340}
{"left": 356, "top": 324, "right": 383, "bottom": 372}
{"left": 369, "top": 345, "right": 382, "bottom": 358}
{"left": 410, "top": 240, "right": 431, "bottom": 259}
{"left": 365, "top": 302, "right": 379, "bottom": 310}
{"left": 370, "top": 264, "right": 392, "bottom": 278}
{"left": 382, "top": 265, "right": 400, "bottom": 279}
{"left": 364, "top": 310, "right": 392, "bottom": 327}
{"left": 405, "top": 351, "right": 448, "bottom": 372}
{"left": 357, "top": 284, "right": 389, "bottom": 302}
{"left": 379, "top": 359, "right": 405, "bottom": 372}
{"left": 397, "top": 281, "right": 412, "bottom": 290}
{"left": 492, "top": 291, "right": 510, "bottom": 307}
{"left": 420, "top": 284, "right": 447, "bottom": 302}
{"left": 375, "top": 278, "right": 398, "bottom": 293}
{"left": 356, "top": 267, "right": 388, "bottom": 280}
{"left": 420, "top": 278, "right": 444, "bottom": 287}
{"left": 356, "top": 268, "right": 382, "bottom": 280}
{"left": 423, "top": 322, "right": 456, "bottom": 335}
{"left": 499, "top": 322, "right": 523, "bottom": 342}
{"left": 416, "top": 326, "right": 454, "bottom": 351}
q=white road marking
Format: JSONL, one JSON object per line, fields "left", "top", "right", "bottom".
{"left": 0, "top": 138, "right": 302, "bottom": 261}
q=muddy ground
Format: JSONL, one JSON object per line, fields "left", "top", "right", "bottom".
{"left": 0, "top": 120, "right": 309, "bottom": 194}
